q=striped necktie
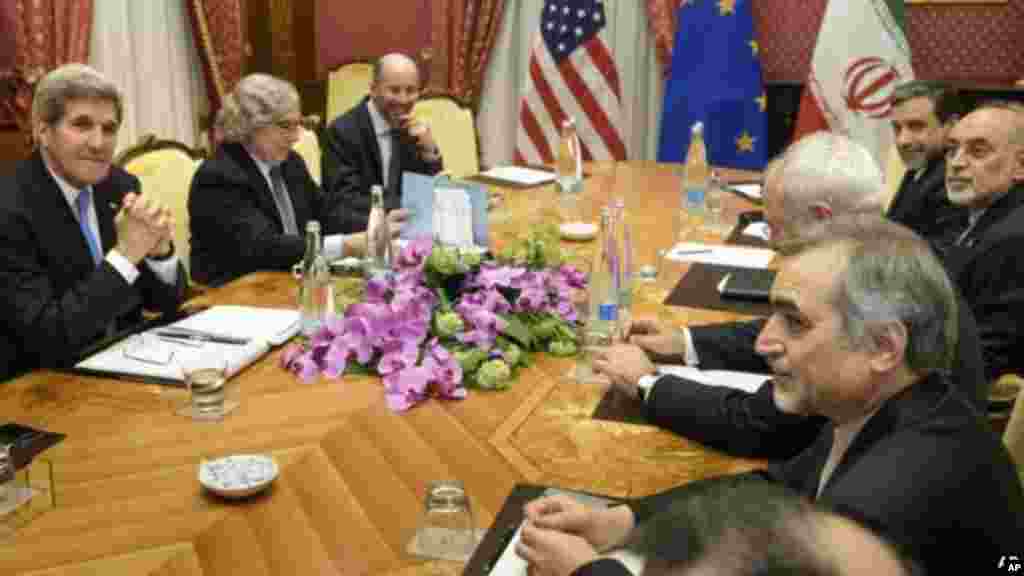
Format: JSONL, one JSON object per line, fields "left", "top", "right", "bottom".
{"left": 77, "top": 187, "right": 102, "bottom": 265}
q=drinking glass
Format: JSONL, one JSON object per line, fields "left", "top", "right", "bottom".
{"left": 175, "top": 350, "right": 232, "bottom": 421}
{"left": 415, "top": 480, "right": 477, "bottom": 561}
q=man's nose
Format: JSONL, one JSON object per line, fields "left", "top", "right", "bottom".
{"left": 754, "top": 316, "right": 784, "bottom": 358}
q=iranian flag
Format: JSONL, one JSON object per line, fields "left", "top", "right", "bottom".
{"left": 792, "top": 0, "right": 914, "bottom": 164}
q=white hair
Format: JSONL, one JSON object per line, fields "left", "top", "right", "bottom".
{"left": 779, "top": 132, "right": 885, "bottom": 236}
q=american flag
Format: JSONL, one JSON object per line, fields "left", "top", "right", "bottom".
{"left": 514, "top": 0, "right": 628, "bottom": 165}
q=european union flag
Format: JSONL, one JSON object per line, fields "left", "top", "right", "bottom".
{"left": 657, "top": 0, "right": 767, "bottom": 170}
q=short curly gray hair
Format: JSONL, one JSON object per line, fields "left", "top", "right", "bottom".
{"left": 219, "top": 73, "right": 299, "bottom": 143}
{"left": 32, "top": 64, "right": 123, "bottom": 128}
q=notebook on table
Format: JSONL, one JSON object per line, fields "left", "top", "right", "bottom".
{"left": 72, "top": 306, "right": 300, "bottom": 386}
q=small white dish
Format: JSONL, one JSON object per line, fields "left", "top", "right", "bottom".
{"left": 198, "top": 454, "right": 278, "bottom": 499}
{"left": 559, "top": 221, "right": 597, "bottom": 241}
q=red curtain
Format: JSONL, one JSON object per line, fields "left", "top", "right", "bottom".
{"left": 646, "top": 0, "right": 676, "bottom": 80}
{"left": 6, "top": 0, "right": 94, "bottom": 141}
{"left": 185, "top": 0, "right": 245, "bottom": 113}
{"left": 432, "top": 0, "right": 506, "bottom": 110}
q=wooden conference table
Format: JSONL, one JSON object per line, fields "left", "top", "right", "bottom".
{"left": 0, "top": 161, "right": 764, "bottom": 576}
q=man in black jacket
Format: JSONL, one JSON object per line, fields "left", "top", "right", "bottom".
{"left": 593, "top": 133, "right": 986, "bottom": 460}
{"left": 885, "top": 80, "right": 968, "bottom": 253}
{"left": 942, "top": 101, "right": 1024, "bottom": 380}
{"left": 189, "top": 74, "right": 405, "bottom": 286}
{"left": 0, "top": 64, "right": 185, "bottom": 381}
{"left": 322, "top": 53, "right": 443, "bottom": 234}
{"left": 516, "top": 220, "right": 1023, "bottom": 576}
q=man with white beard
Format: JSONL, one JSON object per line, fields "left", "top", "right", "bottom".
{"left": 941, "top": 100, "right": 1024, "bottom": 380}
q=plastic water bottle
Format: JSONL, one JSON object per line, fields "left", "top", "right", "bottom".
{"left": 556, "top": 117, "right": 582, "bottom": 194}
{"left": 556, "top": 117, "right": 583, "bottom": 221}
{"left": 299, "top": 220, "right": 331, "bottom": 336}
{"left": 678, "top": 122, "right": 709, "bottom": 243}
{"left": 365, "top": 184, "right": 392, "bottom": 277}
{"left": 587, "top": 207, "right": 618, "bottom": 346}
{"left": 705, "top": 169, "right": 725, "bottom": 233}
{"left": 612, "top": 198, "right": 634, "bottom": 339}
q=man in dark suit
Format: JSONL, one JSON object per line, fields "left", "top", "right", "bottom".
{"left": 322, "top": 53, "right": 443, "bottom": 234}
{"left": 189, "top": 74, "right": 405, "bottom": 287}
{"left": 592, "top": 133, "right": 986, "bottom": 460}
{"left": 0, "top": 64, "right": 185, "bottom": 381}
{"left": 885, "top": 80, "right": 967, "bottom": 254}
{"left": 517, "top": 221, "right": 1023, "bottom": 576}
{"left": 942, "top": 101, "right": 1024, "bottom": 381}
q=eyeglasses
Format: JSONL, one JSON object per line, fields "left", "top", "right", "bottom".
{"left": 271, "top": 118, "right": 302, "bottom": 132}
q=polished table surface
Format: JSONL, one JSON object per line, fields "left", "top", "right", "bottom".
{"left": 0, "top": 161, "right": 763, "bottom": 575}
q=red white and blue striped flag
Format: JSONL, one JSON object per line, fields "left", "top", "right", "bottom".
{"left": 514, "top": 0, "right": 628, "bottom": 165}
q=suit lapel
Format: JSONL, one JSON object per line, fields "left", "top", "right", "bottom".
{"left": 223, "top": 143, "right": 284, "bottom": 233}
{"left": 93, "top": 180, "right": 124, "bottom": 253}
{"left": 28, "top": 152, "right": 97, "bottom": 274}
{"left": 817, "top": 374, "right": 949, "bottom": 498}
{"left": 358, "top": 99, "right": 385, "bottom": 186}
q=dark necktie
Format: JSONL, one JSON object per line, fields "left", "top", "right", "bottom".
{"left": 269, "top": 166, "right": 299, "bottom": 235}
{"left": 387, "top": 130, "right": 401, "bottom": 196}
{"left": 76, "top": 188, "right": 102, "bottom": 266}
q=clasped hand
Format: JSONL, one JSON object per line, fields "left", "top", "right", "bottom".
{"left": 114, "top": 193, "right": 175, "bottom": 264}
{"left": 398, "top": 114, "right": 439, "bottom": 158}
{"left": 515, "top": 495, "right": 635, "bottom": 576}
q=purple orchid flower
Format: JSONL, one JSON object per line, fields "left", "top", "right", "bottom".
{"left": 384, "top": 365, "right": 433, "bottom": 412}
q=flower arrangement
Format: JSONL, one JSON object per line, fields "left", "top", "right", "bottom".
{"left": 281, "top": 233, "right": 586, "bottom": 412}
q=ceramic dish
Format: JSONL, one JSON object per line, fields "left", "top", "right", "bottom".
{"left": 198, "top": 454, "right": 278, "bottom": 499}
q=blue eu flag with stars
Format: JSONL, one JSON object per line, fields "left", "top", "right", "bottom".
{"left": 657, "top": 0, "right": 767, "bottom": 170}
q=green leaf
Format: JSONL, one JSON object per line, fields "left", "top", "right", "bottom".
{"left": 500, "top": 314, "right": 535, "bottom": 349}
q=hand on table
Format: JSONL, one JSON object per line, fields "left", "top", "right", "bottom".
{"left": 590, "top": 344, "right": 656, "bottom": 398}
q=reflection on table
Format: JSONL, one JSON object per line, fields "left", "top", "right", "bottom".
{"left": 0, "top": 161, "right": 764, "bottom": 575}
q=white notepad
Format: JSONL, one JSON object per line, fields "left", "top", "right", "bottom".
{"left": 74, "top": 306, "right": 300, "bottom": 384}
{"left": 479, "top": 166, "right": 556, "bottom": 186}
{"left": 172, "top": 306, "right": 300, "bottom": 346}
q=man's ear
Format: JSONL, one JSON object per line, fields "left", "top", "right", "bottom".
{"left": 868, "top": 322, "right": 908, "bottom": 374}
{"left": 809, "top": 202, "right": 833, "bottom": 222}
{"left": 1013, "top": 145, "right": 1024, "bottom": 184}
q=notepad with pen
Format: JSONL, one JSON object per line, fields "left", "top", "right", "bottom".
{"left": 72, "top": 306, "right": 300, "bottom": 385}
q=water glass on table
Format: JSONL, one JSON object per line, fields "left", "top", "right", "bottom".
{"left": 175, "top": 350, "right": 233, "bottom": 421}
{"left": 412, "top": 480, "right": 478, "bottom": 561}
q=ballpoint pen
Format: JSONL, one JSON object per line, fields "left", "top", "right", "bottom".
{"left": 155, "top": 330, "right": 250, "bottom": 346}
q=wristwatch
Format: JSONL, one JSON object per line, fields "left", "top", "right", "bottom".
{"left": 637, "top": 374, "right": 659, "bottom": 403}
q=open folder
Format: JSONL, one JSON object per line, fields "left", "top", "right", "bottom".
{"left": 73, "top": 306, "right": 300, "bottom": 385}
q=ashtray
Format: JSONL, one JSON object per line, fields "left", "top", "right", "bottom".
{"left": 199, "top": 454, "right": 278, "bottom": 499}
{"left": 559, "top": 222, "right": 597, "bottom": 241}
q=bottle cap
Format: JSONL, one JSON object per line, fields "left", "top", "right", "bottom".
{"left": 598, "top": 303, "right": 618, "bottom": 322}
{"left": 691, "top": 122, "right": 704, "bottom": 135}
{"left": 305, "top": 220, "right": 321, "bottom": 232}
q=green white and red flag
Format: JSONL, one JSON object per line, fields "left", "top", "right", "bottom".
{"left": 792, "top": 0, "right": 914, "bottom": 164}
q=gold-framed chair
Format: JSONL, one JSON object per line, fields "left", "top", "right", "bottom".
{"left": 114, "top": 135, "right": 205, "bottom": 280}
{"left": 326, "top": 60, "right": 373, "bottom": 122}
{"left": 412, "top": 91, "right": 480, "bottom": 179}
{"left": 294, "top": 115, "right": 322, "bottom": 186}
{"left": 996, "top": 374, "right": 1024, "bottom": 481}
